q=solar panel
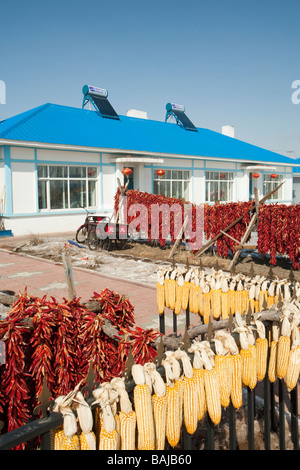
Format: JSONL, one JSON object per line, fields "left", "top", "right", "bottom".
{"left": 82, "top": 85, "right": 119, "bottom": 120}
{"left": 165, "top": 103, "right": 197, "bottom": 131}
{"left": 90, "top": 94, "right": 119, "bottom": 120}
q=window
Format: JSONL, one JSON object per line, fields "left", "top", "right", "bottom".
{"left": 153, "top": 169, "right": 190, "bottom": 200}
{"left": 205, "top": 171, "right": 234, "bottom": 203}
{"left": 263, "top": 174, "right": 284, "bottom": 200}
{"left": 38, "top": 165, "right": 97, "bottom": 210}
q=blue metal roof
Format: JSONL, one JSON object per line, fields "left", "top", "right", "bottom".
{"left": 0, "top": 102, "right": 298, "bottom": 165}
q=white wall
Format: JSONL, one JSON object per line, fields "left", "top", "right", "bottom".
{"left": 3, "top": 213, "right": 89, "bottom": 237}
{"left": 0, "top": 161, "right": 5, "bottom": 213}
{"left": 10, "top": 147, "right": 35, "bottom": 160}
{"left": 293, "top": 176, "right": 300, "bottom": 203}
{"left": 193, "top": 169, "right": 205, "bottom": 204}
{"left": 102, "top": 165, "right": 116, "bottom": 210}
{"left": 11, "top": 161, "right": 36, "bottom": 213}
{"left": 37, "top": 148, "right": 99, "bottom": 163}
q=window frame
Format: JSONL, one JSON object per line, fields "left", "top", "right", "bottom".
{"left": 153, "top": 169, "right": 191, "bottom": 200}
{"left": 263, "top": 173, "right": 284, "bottom": 200}
{"left": 205, "top": 171, "right": 235, "bottom": 203}
{"left": 37, "top": 164, "right": 98, "bottom": 211}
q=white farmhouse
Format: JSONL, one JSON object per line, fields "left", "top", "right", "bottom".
{"left": 0, "top": 85, "right": 298, "bottom": 236}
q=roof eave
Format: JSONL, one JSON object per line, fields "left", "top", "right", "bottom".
{"left": 0, "top": 138, "right": 297, "bottom": 167}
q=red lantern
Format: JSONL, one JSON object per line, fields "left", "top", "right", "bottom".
{"left": 220, "top": 173, "right": 226, "bottom": 179}
{"left": 270, "top": 173, "right": 277, "bottom": 179}
{"left": 253, "top": 173, "right": 260, "bottom": 178}
{"left": 156, "top": 169, "right": 165, "bottom": 178}
{"left": 122, "top": 168, "right": 132, "bottom": 177}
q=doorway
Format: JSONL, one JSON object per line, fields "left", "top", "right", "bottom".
{"left": 127, "top": 167, "right": 134, "bottom": 190}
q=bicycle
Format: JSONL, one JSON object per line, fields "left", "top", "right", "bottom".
{"left": 75, "top": 209, "right": 109, "bottom": 244}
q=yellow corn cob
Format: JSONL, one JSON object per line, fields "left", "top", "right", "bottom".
{"left": 182, "top": 376, "right": 198, "bottom": 434}
{"left": 235, "top": 285, "right": 243, "bottom": 314}
{"left": 256, "top": 337, "right": 268, "bottom": 381}
{"left": 190, "top": 284, "right": 200, "bottom": 314}
{"left": 79, "top": 431, "right": 96, "bottom": 450}
{"left": 162, "top": 355, "right": 182, "bottom": 448}
{"left": 285, "top": 345, "right": 300, "bottom": 391}
{"left": 243, "top": 290, "right": 250, "bottom": 314}
{"left": 277, "top": 336, "right": 291, "bottom": 379}
{"left": 118, "top": 411, "right": 136, "bottom": 450}
{"left": 99, "top": 427, "right": 119, "bottom": 450}
{"left": 255, "top": 319, "right": 268, "bottom": 381}
{"left": 240, "top": 346, "right": 251, "bottom": 387}
{"left": 73, "top": 390, "right": 96, "bottom": 450}
{"left": 52, "top": 390, "right": 80, "bottom": 450}
{"left": 248, "top": 344, "right": 257, "bottom": 390}
{"left": 204, "top": 368, "right": 222, "bottom": 425}
{"left": 177, "top": 378, "right": 184, "bottom": 426}
{"left": 214, "top": 354, "right": 230, "bottom": 408}
{"left": 277, "top": 315, "right": 291, "bottom": 380}
{"left": 144, "top": 362, "right": 167, "bottom": 450}
{"left": 229, "top": 289, "right": 236, "bottom": 316}
{"left": 220, "top": 278, "right": 229, "bottom": 319}
{"left": 268, "top": 340, "right": 278, "bottom": 382}
{"left": 268, "top": 322, "right": 279, "bottom": 383}
{"left": 198, "top": 288, "right": 204, "bottom": 316}
{"left": 230, "top": 354, "right": 243, "bottom": 409}
{"left": 285, "top": 325, "right": 300, "bottom": 391}
{"left": 62, "top": 433, "right": 80, "bottom": 450}
{"left": 267, "top": 296, "right": 275, "bottom": 309}
{"left": 152, "top": 394, "right": 167, "bottom": 450}
{"left": 166, "top": 381, "right": 181, "bottom": 447}
{"left": 168, "top": 278, "right": 176, "bottom": 311}
{"left": 188, "top": 281, "right": 195, "bottom": 313}
{"left": 135, "top": 383, "right": 155, "bottom": 450}
{"left": 234, "top": 312, "right": 256, "bottom": 389}
{"left": 221, "top": 292, "right": 230, "bottom": 319}
{"left": 182, "top": 281, "right": 191, "bottom": 311}
{"left": 110, "top": 377, "right": 136, "bottom": 450}
{"left": 196, "top": 343, "right": 222, "bottom": 425}
{"left": 189, "top": 341, "right": 208, "bottom": 420}
{"left": 193, "top": 368, "right": 207, "bottom": 420}
{"left": 174, "top": 276, "right": 184, "bottom": 314}
{"left": 175, "top": 350, "right": 198, "bottom": 435}
{"left": 132, "top": 364, "right": 155, "bottom": 450}
{"left": 164, "top": 278, "right": 170, "bottom": 308}
{"left": 52, "top": 427, "right": 64, "bottom": 450}
{"left": 93, "top": 386, "right": 120, "bottom": 450}
{"left": 215, "top": 329, "right": 242, "bottom": 409}
{"left": 240, "top": 344, "right": 256, "bottom": 389}
{"left": 157, "top": 282, "right": 165, "bottom": 314}
{"left": 202, "top": 291, "right": 211, "bottom": 324}
{"left": 211, "top": 288, "right": 222, "bottom": 319}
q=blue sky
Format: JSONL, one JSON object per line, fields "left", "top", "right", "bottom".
{"left": 1, "top": 0, "right": 299, "bottom": 157}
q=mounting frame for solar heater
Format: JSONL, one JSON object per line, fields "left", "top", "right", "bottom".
{"left": 82, "top": 85, "right": 120, "bottom": 120}
{"left": 165, "top": 102, "right": 197, "bottom": 131}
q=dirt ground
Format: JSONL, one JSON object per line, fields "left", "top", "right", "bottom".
{"left": 1, "top": 231, "right": 299, "bottom": 283}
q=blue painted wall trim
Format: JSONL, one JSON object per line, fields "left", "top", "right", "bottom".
{"left": 4, "top": 146, "right": 12, "bottom": 216}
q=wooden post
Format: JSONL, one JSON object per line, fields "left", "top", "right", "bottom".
{"left": 62, "top": 247, "right": 76, "bottom": 300}
{"left": 113, "top": 177, "right": 130, "bottom": 223}
{"left": 168, "top": 215, "right": 189, "bottom": 259}
{"left": 228, "top": 211, "right": 258, "bottom": 270}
